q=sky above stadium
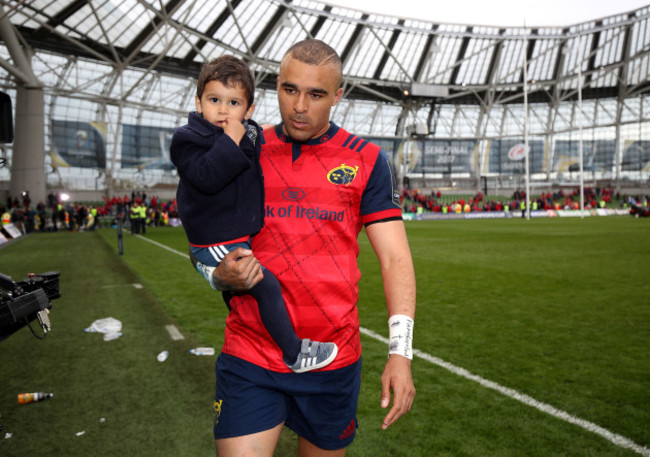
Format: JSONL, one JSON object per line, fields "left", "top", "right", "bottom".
{"left": 325, "top": 0, "right": 650, "bottom": 27}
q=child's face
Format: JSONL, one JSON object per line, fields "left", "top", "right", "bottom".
{"left": 195, "top": 80, "right": 254, "bottom": 128}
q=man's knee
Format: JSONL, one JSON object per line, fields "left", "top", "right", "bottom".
{"left": 215, "top": 423, "right": 283, "bottom": 457}
{"left": 297, "top": 436, "right": 347, "bottom": 457}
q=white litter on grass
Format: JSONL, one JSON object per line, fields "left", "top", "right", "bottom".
{"left": 85, "top": 317, "right": 123, "bottom": 341}
{"left": 4, "top": 432, "right": 12, "bottom": 439}
{"left": 76, "top": 431, "right": 85, "bottom": 437}
{"left": 157, "top": 350, "right": 169, "bottom": 362}
{"left": 133, "top": 283, "right": 143, "bottom": 289}
{"left": 189, "top": 347, "right": 215, "bottom": 356}
{"left": 165, "top": 324, "right": 184, "bottom": 341}
{"left": 99, "top": 418, "right": 106, "bottom": 423}
{"left": 103, "top": 331, "right": 123, "bottom": 341}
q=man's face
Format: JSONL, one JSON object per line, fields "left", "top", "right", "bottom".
{"left": 277, "top": 56, "right": 343, "bottom": 142}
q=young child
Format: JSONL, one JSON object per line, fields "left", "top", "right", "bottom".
{"left": 170, "top": 55, "right": 337, "bottom": 373}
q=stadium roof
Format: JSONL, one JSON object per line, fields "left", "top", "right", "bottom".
{"left": 2, "top": 0, "right": 650, "bottom": 107}
{"left": 326, "top": 0, "right": 650, "bottom": 29}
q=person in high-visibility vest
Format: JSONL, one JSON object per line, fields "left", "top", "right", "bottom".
{"left": 89, "top": 205, "right": 98, "bottom": 230}
{"left": 85, "top": 211, "right": 95, "bottom": 230}
{"left": 130, "top": 201, "right": 140, "bottom": 234}
{"left": 138, "top": 203, "right": 147, "bottom": 235}
{"left": 1, "top": 208, "right": 11, "bottom": 226}
{"left": 57, "top": 203, "right": 66, "bottom": 231}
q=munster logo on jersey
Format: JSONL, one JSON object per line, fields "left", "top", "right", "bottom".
{"left": 327, "top": 163, "right": 359, "bottom": 187}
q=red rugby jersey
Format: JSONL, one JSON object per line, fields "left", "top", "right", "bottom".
{"left": 222, "top": 123, "right": 402, "bottom": 372}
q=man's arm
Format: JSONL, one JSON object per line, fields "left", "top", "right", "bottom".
{"left": 365, "top": 219, "right": 416, "bottom": 430}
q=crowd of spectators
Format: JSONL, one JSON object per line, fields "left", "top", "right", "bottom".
{"left": 400, "top": 186, "right": 648, "bottom": 214}
{"left": 1, "top": 191, "right": 179, "bottom": 235}
{"left": 2, "top": 186, "right": 648, "bottom": 236}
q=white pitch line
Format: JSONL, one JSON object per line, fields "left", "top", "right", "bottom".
{"left": 360, "top": 327, "right": 650, "bottom": 457}
{"left": 136, "top": 235, "right": 190, "bottom": 259}
{"left": 165, "top": 324, "right": 185, "bottom": 341}
{"left": 137, "top": 235, "right": 650, "bottom": 456}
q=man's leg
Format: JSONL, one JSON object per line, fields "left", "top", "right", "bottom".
{"left": 298, "top": 437, "right": 346, "bottom": 457}
{"left": 215, "top": 423, "right": 283, "bottom": 457}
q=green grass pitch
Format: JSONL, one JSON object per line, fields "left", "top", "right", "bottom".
{"left": 0, "top": 216, "right": 648, "bottom": 456}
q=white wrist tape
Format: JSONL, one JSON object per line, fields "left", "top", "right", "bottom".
{"left": 388, "top": 314, "right": 414, "bottom": 360}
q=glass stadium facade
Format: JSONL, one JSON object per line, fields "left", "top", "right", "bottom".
{"left": 0, "top": 0, "right": 649, "bottom": 203}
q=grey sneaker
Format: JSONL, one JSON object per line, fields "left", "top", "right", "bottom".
{"left": 287, "top": 339, "right": 338, "bottom": 373}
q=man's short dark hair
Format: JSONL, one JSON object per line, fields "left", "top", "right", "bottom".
{"left": 284, "top": 39, "right": 343, "bottom": 88}
{"left": 196, "top": 55, "right": 255, "bottom": 108}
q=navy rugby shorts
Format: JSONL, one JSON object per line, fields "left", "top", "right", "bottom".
{"left": 213, "top": 353, "right": 362, "bottom": 450}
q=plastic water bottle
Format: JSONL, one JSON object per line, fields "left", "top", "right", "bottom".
{"left": 157, "top": 350, "right": 169, "bottom": 362}
{"left": 189, "top": 347, "right": 215, "bottom": 356}
{"left": 17, "top": 392, "right": 53, "bottom": 404}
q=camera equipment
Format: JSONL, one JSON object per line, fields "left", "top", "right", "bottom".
{"left": 0, "top": 271, "right": 61, "bottom": 342}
